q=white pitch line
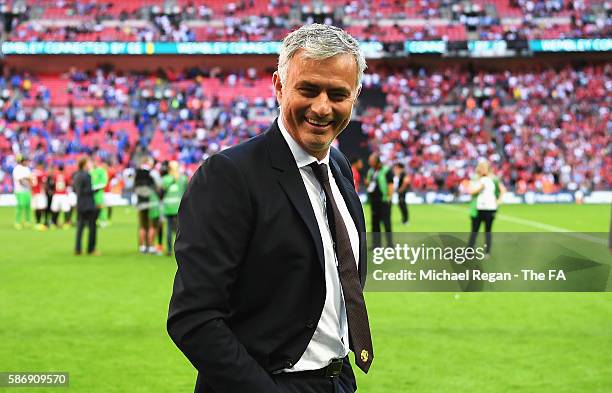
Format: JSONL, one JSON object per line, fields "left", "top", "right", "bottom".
{"left": 439, "top": 204, "right": 607, "bottom": 245}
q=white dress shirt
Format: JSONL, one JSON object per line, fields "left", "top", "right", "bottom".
{"left": 475, "top": 176, "right": 498, "bottom": 211}
{"left": 278, "top": 116, "right": 360, "bottom": 372}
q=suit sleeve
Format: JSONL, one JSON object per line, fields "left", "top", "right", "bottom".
{"left": 167, "top": 153, "right": 281, "bottom": 393}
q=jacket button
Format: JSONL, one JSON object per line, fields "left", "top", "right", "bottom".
{"left": 306, "top": 320, "right": 315, "bottom": 329}
{"left": 284, "top": 360, "right": 294, "bottom": 368}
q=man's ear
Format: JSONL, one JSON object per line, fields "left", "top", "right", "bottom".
{"left": 272, "top": 72, "right": 283, "bottom": 103}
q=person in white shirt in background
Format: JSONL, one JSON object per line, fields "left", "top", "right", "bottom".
{"left": 12, "top": 155, "right": 32, "bottom": 230}
{"left": 467, "top": 159, "right": 506, "bottom": 255}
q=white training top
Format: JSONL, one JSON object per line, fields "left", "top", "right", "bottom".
{"left": 475, "top": 176, "right": 498, "bottom": 211}
{"left": 12, "top": 164, "right": 31, "bottom": 193}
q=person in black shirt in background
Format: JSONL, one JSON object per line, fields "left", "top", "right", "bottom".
{"left": 72, "top": 157, "right": 99, "bottom": 256}
{"left": 393, "top": 163, "right": 410, "bottom": 225}
{"left": 44, "top": 165, "right": 55, "bottom": 227}
{"left": 134, "top": 156, "right": 162, "bottom": 254}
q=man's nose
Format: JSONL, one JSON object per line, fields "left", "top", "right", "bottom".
{"left": 310, "top": 92, "right": 332, "bottom": 117}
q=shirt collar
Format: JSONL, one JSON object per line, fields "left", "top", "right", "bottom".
{"left": 278, "top": 114, "right": 330, "bottom": 169}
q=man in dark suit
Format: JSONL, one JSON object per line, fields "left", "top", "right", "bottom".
{"left": 167, "top": 24, "right": 373, "bottom": 393}
{"left": 72, "top": 156, "right": 99, "bottom": 255}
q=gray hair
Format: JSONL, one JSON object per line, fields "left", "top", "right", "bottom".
{"left": 277, "top": 24, "right": 367, "bottom": 89}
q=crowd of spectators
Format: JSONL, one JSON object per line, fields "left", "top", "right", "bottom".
{"left": 0, "top": 65, "right": 277, "bottom": 193}
{"left": 6, "top": 0, "right": 611, "bottom": 43}
{"left": 11, "top": 6, "right": 293, "bottom": 43}
{"left": 511, "top": 0, "right": 586, "bottom": 18}
{"left": 361, "top": 64, "right": 611, "bottom": 193}
{"left": 1, "top": 63, "right": 609, "bottom": 194}
{"left": 475, "top": 2, "right": 612, "bottom": 41}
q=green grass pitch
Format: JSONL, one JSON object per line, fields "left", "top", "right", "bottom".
{"left": 1, "top": 203, "right": 611, "bottom": 393}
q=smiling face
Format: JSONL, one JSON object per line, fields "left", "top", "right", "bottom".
{"left": 273, "top": 50, "right": 360, "bottom": 160}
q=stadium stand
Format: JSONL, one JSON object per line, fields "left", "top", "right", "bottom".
{"left": 1, "top": 63, "right": 609, "bottom": 194}
{"left": 0, "top": 0, "right": 609, "bottom": 195}
{"left": 5, "top": 0, "right": 611, "bottom": 42}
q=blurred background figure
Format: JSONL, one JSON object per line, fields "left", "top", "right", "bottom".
{"left": 31, "top": 160, "right": 49, "bottom": 230}
{"left": 134, "top": 156, "right": 162, "bottom": 254}
{"left": 393, "top": 162, "right": 410, "bottom": 225}
{"left": 467, "top": 159, "right": 507, "bottom": 255}
{"left": 50, "top": 164, "right": 71, "bottom": 229}
{"left": 91, "top": 156, "right": 109, "bottom": 228}
{"left": 12, "top": 156, "right": 32, "bottom": 229}
{"left": 351, "top": 157, "right": 363, "bottom": 193}
{"left": 103, "top": 159, "right": 118, "bottom": 227}
{"left": 366, "top": 152, "right": 394, "bottom": 247}
{"left": 148, "top": 170, "right": 163, "bottom": 256}
{"left": 162, "top": 160, "right": 188, "bottom": 256}
{"left": 73, "top": 157, "right": 99, "bottom": 256}
{"left": 44, "top": 166, "right": 56, "bottom": 230}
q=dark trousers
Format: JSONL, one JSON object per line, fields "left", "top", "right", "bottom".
{"left": 165, "top": 214, "right": 177, "bottom": 254}
{"left": 371, "top": 200, "right": 392, "bottom": 248}
{"left": 35, "top": 210, "right": 44, "bottom": 224}
{"left": 75, "top": 210, "right": 98, "bottom": 253}
{"left": 272, "top": 358, "right": 356, "bottom": 393}
{"left": 51, "top": 211, "right": 71, "bottom": 227}
{"left": 397, "top": 192, "right": 409, "bottom": 224}
{"left": 468, "top": 209, "right": 496, "bottom": 253}
{"left": 44, "top": 194, "right": 53, "bottom": 225}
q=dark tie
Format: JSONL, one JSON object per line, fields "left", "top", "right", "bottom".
{"left": 309, "top": 162, "right": 373, "bottom": 373}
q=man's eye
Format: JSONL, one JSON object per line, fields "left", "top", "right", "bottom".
{"left": 299, "top": 88, "right": 317, "bottom": 95}
{"left": 331, "top": 93, "right": 349, "bottom": 101}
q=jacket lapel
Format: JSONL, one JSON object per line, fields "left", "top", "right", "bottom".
{"left": 264, "top": 122, "right": 325, "bottom": 270}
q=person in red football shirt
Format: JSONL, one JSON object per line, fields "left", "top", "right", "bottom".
{"left": 31, "top": 160, "right": 49, "bottom": 230}
{"left": 50, "top": 164, "right": 71, "bottom": 228}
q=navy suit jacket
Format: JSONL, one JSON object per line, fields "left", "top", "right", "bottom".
{"left": 167, "top": 120, "right": 367, "bottom": 393}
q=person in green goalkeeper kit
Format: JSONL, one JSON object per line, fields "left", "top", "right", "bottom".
{"left": 90, "top": 157, "right": 108, "bottom": 227}
{"left": 12, "top": 155, "right": 32, "bottom": 229}
{"left": 162, "top": 161, "right": 188, "bottom": 256}
{"left": 365, "top": 152, "right": 394, "bottom": 248}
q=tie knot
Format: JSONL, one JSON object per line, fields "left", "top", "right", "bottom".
{"left": 308, "top": 162, "right": 329, "bottom": 184}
